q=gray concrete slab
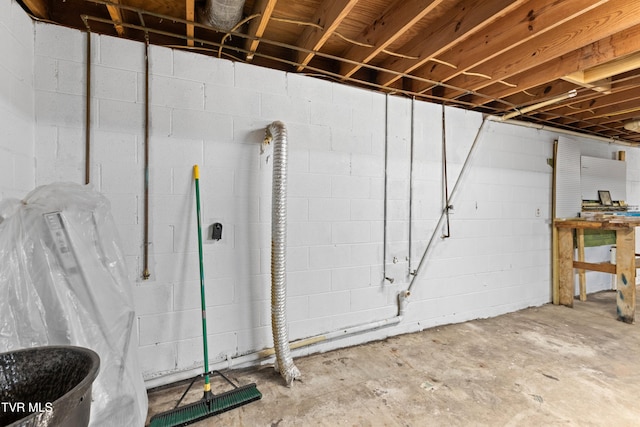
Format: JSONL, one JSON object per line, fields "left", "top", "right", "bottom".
{"left": 147, "top": 290, "right": 640, "bottom": 426}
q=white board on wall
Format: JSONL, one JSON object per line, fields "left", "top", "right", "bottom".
{"left": 555, "top": 136, "right": 582, "bottom": 218}
{"left": 580, "top": 155, "right": 626, "bottom": 202}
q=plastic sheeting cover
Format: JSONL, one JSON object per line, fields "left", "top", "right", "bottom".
{"left": 0, "top": 183, "right": 147, "bottom": 426}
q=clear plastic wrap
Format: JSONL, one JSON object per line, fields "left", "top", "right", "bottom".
{"left": 0, "top": 182, "right": 147, "bottom": 426}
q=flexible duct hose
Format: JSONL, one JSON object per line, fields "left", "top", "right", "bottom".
{"left": 198, "top": 0, "right": 245, "bottom": 32}
{"left": 266, "top": 121, "right": 301, "bottom": 386}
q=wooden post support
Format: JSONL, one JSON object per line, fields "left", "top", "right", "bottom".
{"left": 577, "top": 228, "right": 587, "bottom": 301}
{"left": 552, "top": 225, "right": 559, "bottom": 304}
{"left": 551, "top": 140, "right": 559, "bottom": 305}
{"left": 558, "top": 227, "right": 575, "bottom": 307}
{"left": 615, "top": 227, "right": 635, "bottom": 323}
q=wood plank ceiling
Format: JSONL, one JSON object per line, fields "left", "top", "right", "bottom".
{"left": 19, "top": 0, "right": 640, "bottom": 143}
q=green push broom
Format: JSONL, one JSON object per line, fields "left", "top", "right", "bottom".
{"left": 149, "top": 165, "right": 261, "bottom": 427}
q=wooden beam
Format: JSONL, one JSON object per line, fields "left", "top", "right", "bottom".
{"left": 338, "top": 0, "right": 446, "bottom": 79}
{"left": 512, "top": 78, "right": 640, "bottom": 129}
{"left": 467, "top": 22, "right": 640, "bottom": 106}
{"left": 573, "top": 97, "right": 640, "bottom": 121}
{"left": 567, "top": 52, "right": 640, "bottom": 84}
{"left": 186, "top": 0, "right": 195, "bottom": 47}
{"left": 106, "top": 0, "right": 126, "bottom": 37}
{"left": 521, "top": 75, "right": 640, "bottom": 125}
{"left": 294, "top": 0, "right": 360, "bottom": 72}
{"left": 497, "top": 80, "right": 578, "bottom": 111}
{"left": 552, "top": 141, "right": 559, "bottom": 305}
{"left": 571, "top": 258, "right": 640, "bottom": 274}
{"left": 615, "top": 228, "right": 635, "bottom": 323}
{"left": 244, "top": 0, "right": 278, "bottom": 61}
{"left": 21, "top": 0, "right": 49, "bottom": 19}
{"left": 417, "top": 0, "right": 608, "bottom": 96}
{"left": 376, "top": 0, "right": 525, "bottom": 88}
{"left": 563, "top": 76, "right": 612, "bottom": 94}
{"left": 561, "top": 52, "right": 640, "bottom": 94}
{"left": 577, "top": 229, "right": 587, "bottom": 301}
{"left": 557, "top": 227, "right": 575, "bottom": 307}
{"left": 440, "top": 0, "right": 640, "bottom": 98}
{"left": 572, "top": 260, "right": 617, "bottom": 275}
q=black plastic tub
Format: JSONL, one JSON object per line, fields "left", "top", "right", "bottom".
{"left": 0, "top": 346, "right": 100, "bottom": 427}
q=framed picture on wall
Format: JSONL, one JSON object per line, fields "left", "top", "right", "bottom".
{"left": 598, "top": 190, "right": 612, "bottom": 206}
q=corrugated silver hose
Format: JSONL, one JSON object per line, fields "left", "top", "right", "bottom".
{"left": 198, "top": 0, "right": 246, "bottom": 32}
{"left": 266, "top": 121, "right": 301, "bottom": 386}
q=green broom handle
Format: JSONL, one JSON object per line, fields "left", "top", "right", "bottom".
{"left": 193, "top": 165, "right": 211, "bottom": 395}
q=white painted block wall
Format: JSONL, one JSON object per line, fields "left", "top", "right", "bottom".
{"left": 0, "top": 0, "right": 35, "bottom": 199}
{"left": 28, "top": 21, "right": 640, "bottom": 386}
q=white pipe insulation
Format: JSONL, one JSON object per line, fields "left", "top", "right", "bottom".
{"left": 266, "top": 121, "right": 301, "bottom": 386}
{"left": 485, "top": 114, "right": 630, "bottom": 145}
{"left": 198, "top": 0, "right": 246, "bottom": 32}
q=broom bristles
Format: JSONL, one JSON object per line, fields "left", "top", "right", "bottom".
{"left": 149, "top": 383, "right": 262, "bottom": 427}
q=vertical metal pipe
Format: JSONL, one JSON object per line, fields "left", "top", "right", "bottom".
{"left": 441, "top": 104, "right": 451, "bottom": 239}
{"left": 85, "top": 31, "right": 91, "bottom": 185}
{"left": 143, "top": 37, "right": 151, "bottom": 280}
{"left": 408, "top": 97, "right": 415, "bottom": 275}
{"left": 383, "top": 94, "right": 392, "bottom": 283}
{"left": 407, "top": 118, "right": 487, "bottom": 294}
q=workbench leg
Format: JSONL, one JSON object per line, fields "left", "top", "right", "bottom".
{"left": 558, "top": 227, "right": 574, "bottom": 307}
{"left": 577, "top": 229, "right": 586, "bottom": 301}
{"left": 615, "top": 228, "right": 635, "bottom": 324}
{"left": 552, "top": 226, "right": 559, "bottom": 305}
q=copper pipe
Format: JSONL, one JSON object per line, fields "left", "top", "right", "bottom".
{"left": 441, "top": 104, "right": 451, "bottom": 239}
{"left": 142, "top": 36, "right": 151, "bottom": 280}
{"left": 408, "top": 96, "right": 415, "bottom": 275}
{"left": 77, "top": 3, "right": 635, "bottom": 142}
{"left": 78, "top": 13, "right": 507, "bottom": 111}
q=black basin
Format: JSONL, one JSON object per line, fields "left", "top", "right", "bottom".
{"left": 0, "top": 346, "right": 100, "bottom": 427}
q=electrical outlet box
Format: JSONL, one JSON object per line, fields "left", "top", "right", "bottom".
{"left": 210, "top": 223, "right": 223, "bottom": 240}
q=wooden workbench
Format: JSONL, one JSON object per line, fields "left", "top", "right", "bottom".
{"left": 554, "top": 217, "right": 640, "bottom": 324}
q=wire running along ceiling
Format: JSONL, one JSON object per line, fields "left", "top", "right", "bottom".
{"left": 20, "top": 0, "right": 640, "bottom": 143}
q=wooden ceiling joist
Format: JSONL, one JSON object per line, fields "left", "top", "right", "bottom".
{"left": 338, "top": 0, "right": 446, "bottom": 79}
{"left": 412, "top": 0, "right": 609, "bottom": 96}
{"left": 186, "top": 0, "right": 195, "bottom": 47}
{"left": 376, "top": 0, "right": 526, "bottom": 88}
{"left": 294, "top": 0, "right": 360, "bottom": 72}
{"left": 21, "top": 0, "right": 49, "bottom": 20}
{"left": 17, "top": 0, "right": 640, "bottom": 141}
{"left": 471, "top": 22, "right": 640, "bottom": 106}
{"left": 535, "top": 84, "right": 640, "bottom": 127}
{"left": 557, "top": 77, "right": 640, "bottom": 118}
{"left": 440, "top": 0, "right": 640, "bottom": 98}
{"left": 105, "top": 0, "right": 126, "bottom": 37}
{"left": 244, "top": 0, "right": 279, "bottom": 61}
{"left": 563, "top": 51, "right": 640, "bottom": 93}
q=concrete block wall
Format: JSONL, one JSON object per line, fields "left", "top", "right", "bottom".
{"left": 0, "top": 0, "right": 35, "bottom": 199}
{"left": 30, "top": 21, "right": 640, "bottom": 385}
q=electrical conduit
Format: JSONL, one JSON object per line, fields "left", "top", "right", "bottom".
{"left": 266, "top": 121, "right": 301, "bottom": 386}
{"left": 146, "top": 112, "right": 489, "bottom": 390}
{"left": 407, "top": 116, "right": 488, "bottom": 295}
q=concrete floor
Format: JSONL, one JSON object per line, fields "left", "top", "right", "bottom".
{"left": 146, "top": 290, "right": 640, "bottom": 426}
